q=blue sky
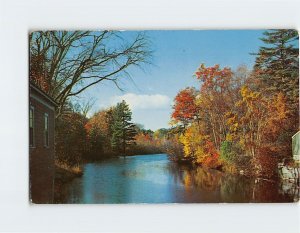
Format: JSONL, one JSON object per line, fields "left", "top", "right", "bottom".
{"left": 80, "top": 30, "right": 265, "bottom": 131}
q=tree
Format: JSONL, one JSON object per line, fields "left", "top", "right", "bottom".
{"left": 252, "top": 29, "right": 299, "bottom": 163}
{"left": 29, "top": 31, "right": 151, "bottom": 117}
{"left": 111, "top": 100, "right": 137, "bottom": 156}
{"left": 179, "top": 123, "right": 207, "bottom": 161}
{"left": 171, "top": 87, "right": 199, "bottom": 127}
{"left": 225, "top": 84, "right": 290, "bottom": 176}
{"left": 72, "top": 98, "right": 96, "bottom": 118}
{"left": 85, "top": 107, "right": 115, "bottom": 159}
{"left": 231, "top": 85, "right": 267, "bottom": 158}
{"left": 194, "top": 64, "right": 234, "bottom": 150}
{"left": 179, "top": 123, "right": 220, "bottom": 168}
{"left": 253, "top": 29, "right": 299, "bottom": 109}
{"left": 55, "top": 112, "right": 87, "bottom": 166}
{"left": 260, "top": 92, "right": 290, "bottom": 159}
{"left": 153, "top": 128, "right": 169, "bottom": 140}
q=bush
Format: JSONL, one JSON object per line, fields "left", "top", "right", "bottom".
{"left": 255, "top": 146, "right": 279, "bottom": 178}
{"left": 164, "top": 138, "right": 186, "bottom": 162}
{"left": 220, "top": 141, "right": 235, "bottom": 163}
{"left": 55, "top": 113, "right": 87, "bottom": 167}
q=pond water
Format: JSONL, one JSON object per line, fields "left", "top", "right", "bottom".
{"left": 55, "top": 154, "right": 298, "bottom": 203}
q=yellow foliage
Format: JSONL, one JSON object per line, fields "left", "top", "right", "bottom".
{"left": 222, "top": 162, "right": 237, "bottom": 174}
{"left": 226, "top": 133, "right": 233, "bottom": 141}
{"left": 179, "top": 123, "right": 209, "bottom": 163}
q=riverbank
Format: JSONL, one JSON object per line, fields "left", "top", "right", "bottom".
{"left": 169, "top": 154, "right": 278, "bottom": 181}
{"left": 53, "top": 164, "right": 83, "bottom": 203}
{"left": 55, "top": 164, "right": 82, "bottom": 181}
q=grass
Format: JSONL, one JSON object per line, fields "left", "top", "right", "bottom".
{"left": 55, "top": 161, "right": 83, "bottom": 176}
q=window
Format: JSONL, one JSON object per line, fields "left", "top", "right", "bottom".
{"left": 44, "top": 113, "right": 49, "bottom": 147}
{"left": 29, "top": 106, "right": 34, "bottom": 147}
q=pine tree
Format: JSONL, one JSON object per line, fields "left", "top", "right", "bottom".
{"left": 253, "top": 29, "right": 299, "bottom": 153}
{"left": 253, "top": 29, "right": 299, "bottom": 106}
{"left": 111, "top": 100, "right": 137, "bottom": 156}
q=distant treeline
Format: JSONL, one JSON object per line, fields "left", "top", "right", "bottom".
{"left": 55, "top": 100, "right": 167, "bottom": 168}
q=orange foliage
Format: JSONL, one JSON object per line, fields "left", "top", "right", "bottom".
{"left": 171, "top": 62, "right": 294, "bottom": 178}
{"left": 202, "top": 141, "right": 221, "bottom": 169}
{"left": 172, "top": 87, "right": 198, "bottom": 125}
{"left": 30, "top": 53, "right": 51, "bottom": 93}
{"left": 135, "top": 132, "right": 152, "bottom": 145}
{"left": 195, "top": 64, "right": 232, "bottom": 92}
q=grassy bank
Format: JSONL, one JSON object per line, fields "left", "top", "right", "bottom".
{"left": 53, "top": 163, "right": 83, "bottom": 203}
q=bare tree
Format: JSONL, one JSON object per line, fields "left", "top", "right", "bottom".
{"left": 29, "top": 31, "right": 152, "bottom": 117}
{"left": 72, "top": 98, "right": 96, "bottom": 118}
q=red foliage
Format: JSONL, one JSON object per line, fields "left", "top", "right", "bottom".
{"left": 202, "top": 141, "right": 220, "bottom": 168}
{"left": 255, "top": 147, "right": 279, "bottom": 178}
{"left": 30, "top": 53, "right": 51, "bottom": 93}
{"left": 195, "top": 64, "right": 232, "bottom": 92}
{"left": 135, "top": 132, "right": 152, "bottom": 144}
{"left": 84, "top": 122, "right": 92, "bottom": 132}
{"left": 172, "top": 87, "right": 198, "bottom": 124}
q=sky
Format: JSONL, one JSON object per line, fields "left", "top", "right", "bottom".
{"left": 80, "top": 30, "right": 265, "bottom": 131}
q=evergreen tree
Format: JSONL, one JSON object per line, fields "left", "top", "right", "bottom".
{"left": 111, "top": 100, "right": 137, "bottom": 156}
{"left": 253, "top": 29, "right": 299, "bottom": 106}
{"left": 253, "top": 29, "right": 299, "bottom": 156}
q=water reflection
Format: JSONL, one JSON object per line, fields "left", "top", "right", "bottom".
{"left": 55, "top": 154, "right": 298, "bottom": 203}
{"left": 171, "top": 163, "right": 297, "bottom": 203}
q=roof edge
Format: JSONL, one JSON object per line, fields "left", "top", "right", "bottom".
{"left": 29, "top": 82, "right": 58, "bottom": 107}
{"left": 292, "top": 131, "right": 300, "bottom": 138}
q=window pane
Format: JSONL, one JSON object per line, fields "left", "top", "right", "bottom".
{"left": 45, "top": 115, "right": 47, "bottom": 130}
{"left": 30, "top": 128, "right": 33, "bottom": 146}
{"left": 29, "top": 108, "right": 33, "bottom": 128}
{"left": 29, "top": 107, "right": 34, "bottom": 146}
{"left": 46, "top": 131, "right": 49, "bottom": 146}
{"left": 44, "top": 114, "right": 49, "bottom": 146}
{"left": 46, "top": 115, "right": 49, "bottom": 130}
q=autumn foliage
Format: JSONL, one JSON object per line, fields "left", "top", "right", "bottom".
{"left": 172, "top": 87, "right": 198, "bottom": 126}
{"left": 170, "top": 37, "right": 298, "bottom": 177}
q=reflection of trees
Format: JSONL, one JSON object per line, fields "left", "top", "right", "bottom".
{"left": 220, "top": 175, "right": 252, "bottom": 203}
{"left": 165, "top": 161, "right": 296, "bottom": 203}
{"left": 252, "top": 179, "right": 295, "bottom": 203}
{"left": 221, "top": 177, "right": 296, "bottom": 203}
{"left": 168, "top": 164, "right": 223, "bottom": 192}
{"left": 279, "top": 180, "right": 299, "bottom": 202}
{"left": 187, "top": 168, "right": 223, "bottom": 192}
{"left": 167, "top": 162, "right": 187, "bottom": 185}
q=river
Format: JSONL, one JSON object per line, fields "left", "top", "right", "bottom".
{"left": 55, "top": 154, "right": 298, "bottom": 203}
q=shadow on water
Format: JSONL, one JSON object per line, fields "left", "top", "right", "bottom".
{"left": 55, "top": 154, "right": 298, "bottom": 203}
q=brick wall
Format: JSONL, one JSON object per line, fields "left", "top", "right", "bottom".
{"left": 29, "top": 88, "right": 55, "bottom": 204}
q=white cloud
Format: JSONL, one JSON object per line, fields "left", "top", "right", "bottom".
{"left": 110, "top": 93, "right": 171, "bottom": 110}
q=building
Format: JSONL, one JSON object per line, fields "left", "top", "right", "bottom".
{"left": 292, "top": 131, "right": 300, "bottom": 163}
{"left": 29, "top": 82, "right": 57, "bottom": 203}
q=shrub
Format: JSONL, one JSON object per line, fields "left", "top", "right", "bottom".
{"left": 220, "top": 141, "right": 235, "bottom": 163}
{"left": 255, "top": 146, "right": 279, "bottom": 178}
{"left": 55, "top": 113, "right": 87, "bottom": 167}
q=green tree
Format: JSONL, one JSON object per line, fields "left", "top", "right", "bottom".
{"left": 220, "top": 141, "right": 235, "bottom": 163}
{"left": 253, "top": 29, "right": 299, "bottom": 107}
{"left": 111, "top": 100, "right": 137, "bottom": 156}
